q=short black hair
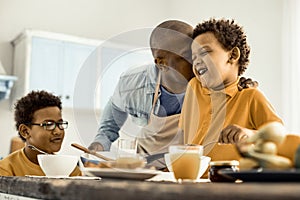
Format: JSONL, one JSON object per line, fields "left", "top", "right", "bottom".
{"left": 193, "top": 18, "right": 250, "bottom": 75}
{"left": 14, "top": 90, "right": 62, "bottom": 141}
{"left": 150, "top": 20, "right": 193, "bottom": 47}
{"left": 150, "top": 20, "right": 194, "bottom": 64}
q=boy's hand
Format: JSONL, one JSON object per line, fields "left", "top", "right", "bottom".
{"left": 238, "top": 77, "right": 258, "bottom": 91}
{"left": 219, "top": 124, "right": 256, "bottom": 144}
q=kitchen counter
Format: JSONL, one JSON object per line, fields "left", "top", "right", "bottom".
{"left": 0, "top": 176, "right": 300, "bottom": 200}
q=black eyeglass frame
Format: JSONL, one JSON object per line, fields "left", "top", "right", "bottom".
{"left": 28, "top": 121, "right": 68, "bottom": 130}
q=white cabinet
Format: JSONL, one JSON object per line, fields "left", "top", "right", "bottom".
{"left": 11, "top": 30, "right": 100, "bottom": 109}
{"left": 11, "top": 30, "right": 153, "bottom": 111}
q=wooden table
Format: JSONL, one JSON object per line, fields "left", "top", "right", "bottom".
{"left": 0, "top": 176, "right": 300, "bottom": 200}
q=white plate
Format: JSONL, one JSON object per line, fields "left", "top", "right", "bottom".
{"left": 82, "top": 167, "right": 161, "bottom": 180}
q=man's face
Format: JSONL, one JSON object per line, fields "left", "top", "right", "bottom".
{"left": 26, "top": 106, "right": 65, "bottom": 153}
{"left": 152, "top": 48, "right": 192, "bottom": 79}
{"left": 151, "top": 31, "right": 194, "bottom": 93}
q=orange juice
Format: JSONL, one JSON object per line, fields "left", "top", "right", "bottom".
{"left": 170, "top": 152, "right": 201, "bottom": 180}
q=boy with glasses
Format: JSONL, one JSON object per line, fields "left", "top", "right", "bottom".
{"left": 0, "top": 90, "right": 81, "bottom": 176}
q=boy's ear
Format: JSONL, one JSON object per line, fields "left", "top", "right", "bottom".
{"left": 19, "top": 124, "right": 31, "bottom": 140}
{"left": 228, "top": 47, "right": 240, "bottom": 63}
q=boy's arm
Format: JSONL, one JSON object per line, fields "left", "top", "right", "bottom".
{"left": 219, "top": 124, "right": 257, "bottom": 144}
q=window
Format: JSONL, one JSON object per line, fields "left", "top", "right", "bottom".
{"left": 282, "top": 0, "right": 300, "bottom": 133}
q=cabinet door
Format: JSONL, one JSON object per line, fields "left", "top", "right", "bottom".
{"left": 62, "top": 42, "right": 96, "bottom": 107}
{"left": 30, "top": 37, "right": 64, "bottom": 96}
{"left": 30, "top": 37, "right": 96, "bottom": 108}
{"left": 97, "top": 47, "right": 152, "bottom": 110}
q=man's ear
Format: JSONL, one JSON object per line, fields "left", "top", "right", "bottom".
{"left": 228, "top": 47, "right": 240, "bottom": 63}
{"left": 19, "top": 124, "right": 31, "bottom": 140}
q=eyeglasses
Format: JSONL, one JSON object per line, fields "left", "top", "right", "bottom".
{"left": 29, "top": 121, "right": 68, "bottom": 130}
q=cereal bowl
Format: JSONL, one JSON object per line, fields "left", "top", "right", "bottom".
{"left": 37, "top": 154, "right": 78, "bottom": 177}
{"left": 164, "top": 153, "right": 211, "bottom": 178}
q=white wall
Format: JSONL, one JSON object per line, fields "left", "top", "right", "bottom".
{"left": 0, "top": 0, "right": 169, "bottom": 156}
{"left": 0, "top": 0, "right": 284, "bottom": 156}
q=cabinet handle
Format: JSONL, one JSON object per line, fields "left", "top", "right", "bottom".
{"left": 65, "top": 95, "right": 70, "bottom": 99}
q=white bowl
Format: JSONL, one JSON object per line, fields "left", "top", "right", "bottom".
{"left": 164, "top": 153, "right": 211, "bottom": 179}
{"left": 37, "top": 154, "right": 78, "bottom": 177}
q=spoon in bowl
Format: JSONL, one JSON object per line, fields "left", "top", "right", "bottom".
{"left": 28, "top": 145, "right": 49, "bottom": 155}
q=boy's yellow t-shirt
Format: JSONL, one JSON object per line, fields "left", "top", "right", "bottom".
{"left": 0, "top": 148, "right": 81, "bottom": 176}
{"left": 179, "top": 78, "right": 283, "bottom": 161}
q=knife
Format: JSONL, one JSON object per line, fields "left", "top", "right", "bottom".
{"left": 144, "top": 152, "right": 167, "bottom": 164}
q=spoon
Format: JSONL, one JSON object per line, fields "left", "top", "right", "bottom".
{"left": 28, "top": 145, "right": 49, "bottom": 155}
{"left": 71, "top": 143, "right": 114, "bottom": 161}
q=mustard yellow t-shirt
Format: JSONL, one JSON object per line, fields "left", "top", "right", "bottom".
{"left": 0, "top": 148, "right": 81, "bottom": 176}
{"left": 179, "top": 78, "right": 283, "bottom": 161}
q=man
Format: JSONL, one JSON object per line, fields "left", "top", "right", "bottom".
{"left": 88, "top": 20, "right": 256, "bottom": 168}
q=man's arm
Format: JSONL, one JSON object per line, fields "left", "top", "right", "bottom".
{"left": 238, "top": 77, "right": 258, "bottom": 91}
{"left": 88, "top": 100, "right": 128, "bottom": 151}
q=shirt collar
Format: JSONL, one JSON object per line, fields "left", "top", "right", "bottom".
{"left": 202, "top": 79, "right": 239, "bottom": 97}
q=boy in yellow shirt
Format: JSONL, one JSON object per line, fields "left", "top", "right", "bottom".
{"left": 0, "top": 90, "right": 81, "bottom": 176}
{"left": 179, "top": 18, "right": 282, "bottom": 161}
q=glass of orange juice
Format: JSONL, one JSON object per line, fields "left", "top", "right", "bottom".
{"left": 169, "top": 145, "right": 203, "bottom": 182}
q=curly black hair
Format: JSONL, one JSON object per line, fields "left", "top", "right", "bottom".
{"left": 14, "top": 90, "right": 62, "bottom": 141}
{"left": 193, "top": 18, "right": 250, "bottom": 75}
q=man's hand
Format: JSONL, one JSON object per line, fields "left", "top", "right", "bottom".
{"left": 238, "top": 77, "right": 258, "bottom": 91}
{"left": 219, "top": 124, "right": 256, "bottom": 144}
{"left": 88, "top": 142, "right": 104, "bottom": 151}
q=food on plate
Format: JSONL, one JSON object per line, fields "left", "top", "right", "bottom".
{"left": 83, "top": 157, "right": 146, "bottom": 169}
{"left": 83, "top": 161, "right": 109, "bottom": 168}
{"left": 253, "top": 139, "right": 277, "bottom": 154}
{"left": 238, "top": 122, "right": 293, "bottom": 170}
{"left": 115, "top": 157, "right": 146, "bottom": 169}
{"left": 247, "top": 122, "right": 286, "bottom": 144}
{"left": 246, "top": 149, "right": 292, "bottom": 169}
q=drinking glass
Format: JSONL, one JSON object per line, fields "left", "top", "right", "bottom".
{"left": 169, "top": 145, "right": 203, "bottom": 182}
{"left": 117, "top": 138, "right": 137, "bottom": 159}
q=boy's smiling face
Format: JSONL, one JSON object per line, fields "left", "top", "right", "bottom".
{"left": 26, "top": 106, "right": 65, "bottom": 154}
{"left": 191, "top": 32, "right": 238, "bottom": 90}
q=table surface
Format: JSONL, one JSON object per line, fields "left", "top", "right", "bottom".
{"left": 1, "top": 175, "right": 300, "bottom": 200}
